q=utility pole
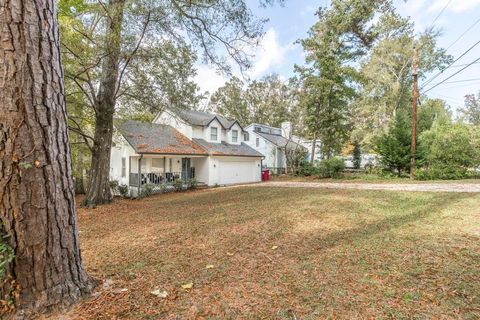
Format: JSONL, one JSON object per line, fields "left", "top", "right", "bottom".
{"left": 410, "top": 46, "right": 419, "bottom": 179}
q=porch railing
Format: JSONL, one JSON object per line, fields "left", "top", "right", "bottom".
{"left": 130, "top": 171, "right": 195, "bottom": 187}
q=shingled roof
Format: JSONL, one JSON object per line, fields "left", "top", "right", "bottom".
{"left": 193, "top": 139, "right": 263, "bottom": 157}
{"left": 176, "top": 109, "right": 240, "bottom": 129}
{"left": 116, "top": 120, "right": 208, "bottom": 155}
{"left": 256, "top": 132, "right": 307, "bottom": 151}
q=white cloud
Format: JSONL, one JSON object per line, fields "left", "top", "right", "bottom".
{"left": 193, "top": 27, "right": 292, "bottom": 96}
{"left": 247, "top": 27, "right": 293, "bottom": 78}
{"left": 194, "top": 64, "right": 228, "bottom": 96}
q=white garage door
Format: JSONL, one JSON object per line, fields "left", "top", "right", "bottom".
{"left": 218, "top": 159, "right": 258, "bottom": 185}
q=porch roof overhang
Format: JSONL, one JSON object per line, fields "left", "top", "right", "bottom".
{"left": 116, "top": 119, "right": 209, "bottom": 156}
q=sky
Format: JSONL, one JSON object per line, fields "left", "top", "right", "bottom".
{"left": 195, "top": 0, "right": 480, "bottom": 113}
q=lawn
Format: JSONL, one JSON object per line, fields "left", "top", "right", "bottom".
{"left": 70, "top": 187, "right": 480, "bottom": 319}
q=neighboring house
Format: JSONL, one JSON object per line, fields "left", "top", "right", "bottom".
{"left": 110, "top": 109, "right": 263, "bottom": 195}
{"left": 244, "top": 122, "right": 306, "bottom": 174}
{"left": 343, "top": 154, "right": 379, "bottom": 169}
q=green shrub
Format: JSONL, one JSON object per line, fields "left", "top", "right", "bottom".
{"left": 188, "top": 178, "right": 197, "bottom": 190}
{"left": 109, "top": 180, "right": 119, "bottom": 194}
{"left": 415, "top": 165, "right": 470, "bottom": 180}
{"left": 118, "top": 184, "right": 129, "bottom": 198}
{"left": 318, "top": 157, "right": 345, "bottom": 178}
{"left": 139, "top": 183, "right": 155, "bottom": 198}
{"left": 172, "top": 179, "right": 184, "bottom": 192}
{"left": 418, "top": 122, "right": 480, "bottom": 180}
{"left": 298, "top": 161, "right": 320, "bottom": 176}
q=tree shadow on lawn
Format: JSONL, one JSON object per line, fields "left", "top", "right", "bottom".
{"left": 294, "top": 192, "right": 472, "bottom": 252}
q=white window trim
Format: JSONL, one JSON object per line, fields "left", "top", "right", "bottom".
{"left": 232, "top": 129, "right": 238, "bottom": 143}
{"left": 256, "top": 137, "right": 260, "bottom": 147}
{"left": 210, "top": 127, "right": 218, "bottom": 141}
{"left": 121, "top": 157, "right": 126, "bottom": 177}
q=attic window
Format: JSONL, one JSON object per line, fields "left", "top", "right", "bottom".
{"left": 232, "top": 130, "right": 238, "bottom": 142}
{"left": 210, "top": 127, "right": 218, "bottom": 141}
{"left": 244, "top": 132, "right": 249, "bottom": 141}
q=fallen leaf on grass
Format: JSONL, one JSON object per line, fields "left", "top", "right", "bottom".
{"left": 151, "top": 289, "right": 168, "bottom": 298}
{"left": 181, "top": 282, "right": 193, "bottom": 290}
{"left": 206, "top": 264, "right": 214, "bottom": 269}
{"left": 226, "top": 252, "right": 234, "bottom": 256}
{"left": 271, "top": 246, "right": 278, "bottom": 250}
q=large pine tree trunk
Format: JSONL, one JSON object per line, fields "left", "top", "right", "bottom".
{"left": 84, "top": 0, "right": 125, "bottom": 207}
{"left": 74, "top": 142, "right": 86, "bottom": 195}
{"left": 0, "top": 0, "right": 92, "bottom": 316}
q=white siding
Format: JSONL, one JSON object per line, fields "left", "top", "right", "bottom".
{"left": 191, "top": 157, "right": 209, "bottom": 184}
{"left": 110, "top": 135, "right": 137, "bottom": 185}
{"left": 154, "top": 111, "right": 193, "bottom": 139}
{"left": 227, "top": 123, "right": 242, "bottom": 145}
{"left": 207, "top": 118, "right": 222, "bottom": 143}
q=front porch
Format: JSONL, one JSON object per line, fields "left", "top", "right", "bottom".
{"left": 128, "top": 155, "right": 207, "bottom": 188}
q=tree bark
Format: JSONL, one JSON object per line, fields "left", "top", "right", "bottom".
{"left": 0, "top": 0, "right": 93, "bottom": 316}
{"left": 84, "top": 0, "right": 125, "bottom": 207}
{"left": 74, "top": 141, "right": 86, "bottom": 195}
{"left": 310, "top": 133, "right": 317, "bottom": 163}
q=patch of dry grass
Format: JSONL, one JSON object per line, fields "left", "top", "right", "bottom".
{"left": 67, "top": 187, "right": 479, "bottom": 319}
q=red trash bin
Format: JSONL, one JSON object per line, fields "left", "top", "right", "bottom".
{"left": 262, "top": 169, "right": 270, "bottom": 181}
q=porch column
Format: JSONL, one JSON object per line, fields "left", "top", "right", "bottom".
{"left": 138, "top": 155, "right": 143, "bottom": 196}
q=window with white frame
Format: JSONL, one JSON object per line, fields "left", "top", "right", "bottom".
{"left": 244, "top": 132, "right": 249, "bottom": 141}
{"left": 121, "top": 157, "right": 126, "bottom": 177}
{"left": 210, "top": 127, "right": 218, "bottom": 141}
{"left": 232, "top": 130, "right": 238, "bottom": 142}
{"left": 256, "top": 137, "right": 260, "bottom": 147}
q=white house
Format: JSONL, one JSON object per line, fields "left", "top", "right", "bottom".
{"left": 244, "top": 122, "right": 306, "bottom": 174}
{"left": 110, "top": 109, "right": 263, "bottom": 195}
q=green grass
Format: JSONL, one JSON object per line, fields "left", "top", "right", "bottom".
{"left": 73, "top": 187, "right": 480, "bottom": 319}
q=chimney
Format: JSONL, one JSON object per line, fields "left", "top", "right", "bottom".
{"left": 281, "top": 121, "right": 292, "bottom": 139}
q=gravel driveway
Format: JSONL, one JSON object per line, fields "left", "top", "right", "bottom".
{"left": 259, "top": 181, "right": 480, "bottom": 193}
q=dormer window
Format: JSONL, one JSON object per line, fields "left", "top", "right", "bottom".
{"left": 232, "top": 130, "right": 238, "bottom": 143}
{"left": 210, "top": 127, "right": 218, "bottom": 141}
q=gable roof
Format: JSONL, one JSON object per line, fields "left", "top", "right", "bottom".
{"left": 256, "top": 132, "right": 306, "bottom": 151}
{"left": 193, "top": 139, "right": 264, "bottom": 157}
{"left": 116, "top": 120, "right": 208, "bottom": 155}
{"left": 175, "top": 109, "right": 242, "bottom": 129}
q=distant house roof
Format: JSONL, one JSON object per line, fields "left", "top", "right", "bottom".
{"left": 256, "top": 132, "right": 306, "bottom": 151}
{"left": 176, "top": 109, "right": 241, "bottom": 129}
{"left": 116, "top": 120, "right": 208, "bottom": 155}
{"left": 193, "top": 139, "right": 263, "bottom": 157}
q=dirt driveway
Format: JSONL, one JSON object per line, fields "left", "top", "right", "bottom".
{"left": 258, "top": 181, "right": 480, "bottom": 193}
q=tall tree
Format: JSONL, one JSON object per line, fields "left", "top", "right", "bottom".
{"left": 296, "top": 0, "right": 392, "bottom": 157}
{"left": 0, "top": 0, "right": 92, "bottom": 315}
{"left": 209, "top": 77, "right": 250, "bottom": 125}
{"left": 461, "top": 92, "right": 480, "bottom": 125}
{"left": 210, "top": 74, "right": 297, "bottom": 127}
{"left": 353, "top": 12, "right": 452, "bottom": 145}
{"left": 61, "top": 0, "right": 283, "bottom": 207}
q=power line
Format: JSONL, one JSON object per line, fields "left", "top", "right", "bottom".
{"left": 446, "top": 16, "right": 480, "bottom": 51}
{"left": 429, "top": 77, "right": 480, "bottom": 85}
{"left": 422, "top": 56, "right": 480, "bottom": 93}
{"left": 449, "top": 61, "right": 480, "bottom": 68}
{"left": 420, "top": 39, "right": 480, "bottom": 90}
{"left": 427, "top": 0, "right": 453, "bottom": 30}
